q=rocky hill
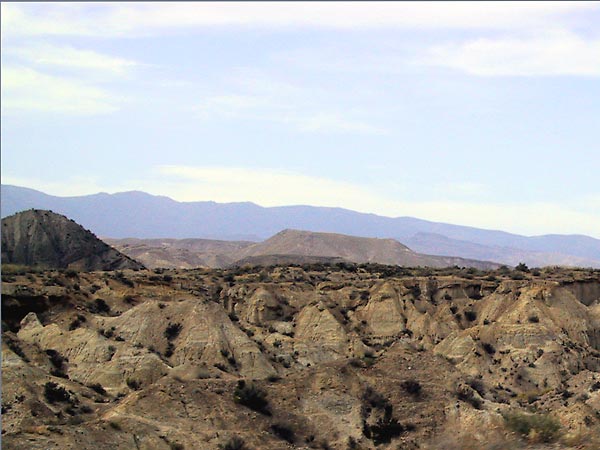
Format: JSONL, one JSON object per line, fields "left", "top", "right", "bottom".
{"left": 107, "top": 230, "right": 501, "bottom": 270}
{"left": 104, "top": 237, "right": 253, "bottom": 269}
{"left": 235, "top": 229, "right": 500, "bottom": 270}
{"left": 2, "top": 264, "right": 600, "bottom": 449}
{"left": 1, "top": 210, "right": 144, "bottom": 271}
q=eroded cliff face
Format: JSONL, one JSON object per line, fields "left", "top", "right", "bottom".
{"left": 2, "top": 265, "right": 600, "bottom": 449}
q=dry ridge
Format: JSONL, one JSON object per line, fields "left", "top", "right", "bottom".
{"left": 2, "top": 263, "right": 600, "bottom": 449}
{"left": 2, "top": 210, "right": 144, "bottom": 271}
{"left": 107, "top": 229, "right": 500, "bottom": 270}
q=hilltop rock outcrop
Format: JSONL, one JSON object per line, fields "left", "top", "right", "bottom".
{"left": 1, "top": 210, "right": 144, "bottom": 271}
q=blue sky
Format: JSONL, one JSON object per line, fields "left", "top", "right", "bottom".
{"left": 2, "top": 2, "right": 599, "bottom": 237}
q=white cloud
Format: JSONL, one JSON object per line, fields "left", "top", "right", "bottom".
{"left": 2, "top": 2, "right": 597, "bottom": 37}
{"left": 6, "top": 43, "right": 139, "bottom": 77}
{"left": 193, "top": 67, "right": 385, "bottom": 134}
{"left": 1, "top": 66, "right": 123, "bottom": 114}
{"left": 422, "top": 30, "right": 600, "bottom": 76}
{"left": 196, "top": 93, "right": 385, "bottom": 134}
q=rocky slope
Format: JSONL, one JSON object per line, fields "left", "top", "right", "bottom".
{"left": 1, "top": 210, "right": 144, "bottom": 271}
{"left": 2, "top": 264, "right": 600, "bottom": 449}
{"left": 104, "top": 237, "right": 253, "bottom": 269}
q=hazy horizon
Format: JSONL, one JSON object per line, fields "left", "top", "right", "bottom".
{"left": 2, "top": 2, "right": 599, "bottom": 237}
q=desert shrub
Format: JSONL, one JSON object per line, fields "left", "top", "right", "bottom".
{"left": 466, "top": 378, "right": 486, "bottom": 397}
{"left": 464, "top": 310, "right": 477, "bottom": 322}
{"left": 401, "top": 379, "right": 422, "bottom": 397}
{"left": 46, "top": 349, "right": 68, "bottom": 378}
{"left": 115, "top": 272, "right": 134, "bottom": 287}
{"left": 456, "top": 386, "right": 483, "bottom": 410}
{"left": 4, "top": 336, "right": 29, "bottom": 362}
{"left": 108, "top": 420, "right": 122, "bottom": 431}
{"left": 126, "top": 378, "right": 141, "bottom": 390}
{"left": 482, "top": 342, "right": 496, "bottom": 355}
{"left": 364, "top": 415, "right": 405, "bottom": 445}
{"left": 528, "top": 315, "right": 540, "bottom": 323}
{"left": 44, "top": 382, "right": 71, "bottom": 404}
{"left": 69, "top": 314, "right": 87, "bottom": 330}
{"left": 164, "top": 322, "right": 183, "bottom": 340}
{"left": 219, "top": 437, "right": 247, "bottom": 450}
{"left": 89, "top": 298, "right": 110, "bottom": 314}
{"left": 165, "top": 342, "right": 175, "bottom": 358}
{"left": 515, "top": 263, "right": 530, "bottom": 273}
{"left": 270, "top": 423, "right": 295, "bottom": 444}
{"left": 87, "top": 383, "right": 107, "bottom": 396}
{"left": 362, "top": 387, "right": 388, "bottom": 412}
{"left": 233, "top": 380, "right": 269, "bottom": 415}
{"left": 503, "top": 411, "right": 560, "bottom": 443}
{"left": 409, "top": 285, "right": 422, "bottom": 298}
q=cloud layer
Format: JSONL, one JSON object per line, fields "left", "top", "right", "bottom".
{"left": 424, "top": 31, "right": 600, "bottom": 76}
{"left": 3, "top": 2, "right": 597, "bottom": 36}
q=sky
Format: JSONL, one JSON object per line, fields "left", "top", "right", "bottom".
{"left": 1, "top": 2, "right": 599, "bottom": 238}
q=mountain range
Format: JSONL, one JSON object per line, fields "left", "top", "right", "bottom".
{"left": 2, "top": 184, "right": 600, "bottom": 268}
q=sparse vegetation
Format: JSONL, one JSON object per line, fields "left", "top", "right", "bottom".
{"left": 164, "top": 322, "right": 183, "bottom": 340}
{"left": 87, "top": 383, "right": 107, "bottom": 396}
{"left": 270, "top": 423, "right": 295, "bottom": 444}
{"left": 126, "top": 378, "right": 142, "bottom": 390}
{"left": 44, "top": 382, "right": 71, "bottom": 404}
{"left": 233, "top": 380, "right": 270, "bottom": 415}
{"left": 401, "top": 379, "right": 422, "bottom": 397}
{"left": 219, "top": 436, "right": 247, "bottom": 450}
{"left": 503, "top": 411, "right": 560, "bottom": 443}
{"left": 3, "top": 263, "right": 599, "bottom": 448}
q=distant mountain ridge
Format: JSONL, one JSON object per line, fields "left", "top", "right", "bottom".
{"left": 1, "top": 209, "right": 144, "bottom": 271}
{"left": 2, "top": 184, "right": 600, "bottom": 267}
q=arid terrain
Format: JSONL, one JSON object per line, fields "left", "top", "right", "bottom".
{"left": 106, "top": 229, "right": 500, "bottom": 271}
{"left": 3, "top": 263, "right": 600, "bottom": 449}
